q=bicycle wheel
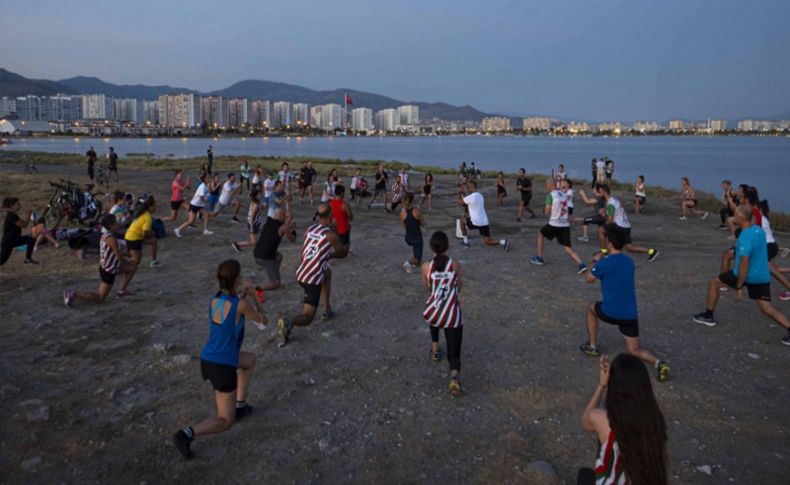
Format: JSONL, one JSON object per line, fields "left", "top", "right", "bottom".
{"left": 44, "top": 199, "right": 66, "bottom": 228}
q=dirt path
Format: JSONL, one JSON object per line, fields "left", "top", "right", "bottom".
{"left": 1, "top": 164, "right": 788, "bottom": 484}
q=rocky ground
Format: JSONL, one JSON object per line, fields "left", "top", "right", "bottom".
{"left": 0, "top": 162, "right": 788, "bottom": 484}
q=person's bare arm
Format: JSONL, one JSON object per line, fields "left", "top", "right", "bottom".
{"left": 399, "top": 209, "right": 407, "bottom": 228}
{"left": 327, "top": 231, "right": 348, "bottom": 259}
{"left": 238, "top": 283, "right": 267, "bottom": 324}
{"left": 420, "top": 262, "right": 431, "bottom": 291}
{"left": 345, "top": 202, "right": 353, "bottom": 222}
{"left": 578, "top": 189, "right": 597, "bottom": 205}
{"left": 416, "top": 208, "right": 425, "bottom": 226}
{"left": 585, "top": 270, "right": 598, "bottom": 284}
{"left": 108, "top": 236, "right": 125, "bottom": 262}
{"left": 581, "top": 356, "right": 611, "bottom": 444}
{"left": 736, "top": 255, "right": 750, "bottom": 290}
{"left": 15, "top": 212, "right": 31, "bottom": 229}
{"left": 453, "top": 259, "right": 463, "bottom": 292}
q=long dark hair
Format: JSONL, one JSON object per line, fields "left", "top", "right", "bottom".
{"left": 217, "top": 259, "right": 241, "bottom": 294}
{"left": 606, "top": 354, "right": 667, "bottom": 485}
{"left": 429, "top": 231, "right": 449, "bottom": 270}
{"left": 133, "top": 195, "right": 155, "bottom": 220}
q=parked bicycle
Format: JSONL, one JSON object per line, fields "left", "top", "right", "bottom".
{"left": 44, "top": 179, "right": 103, "bottom": 228}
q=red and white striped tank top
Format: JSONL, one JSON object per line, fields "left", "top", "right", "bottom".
{"left": 595, "top": 431, "right": 628, "bottom": 485}
{"left": 296, "top": 223, "right": 332, "bottom": 285}
{"left": 99, "top": 229, "right": 120, "bottom": 274}
{"left": 422, "top": 257, "right": 462, "bottom": 329}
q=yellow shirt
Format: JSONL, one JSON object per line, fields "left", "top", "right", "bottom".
{"left": 125, "top": 212, "right": 152, "bottom": 241}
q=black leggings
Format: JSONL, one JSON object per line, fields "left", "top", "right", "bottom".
{"left": 430, "top": 326, "right": 463, "bottom": 372}
{"left": 0, "top": 235, "right": 35, "bottom": 265}
{"left": 720, "top": 206, "right": 733, "bottom": 224}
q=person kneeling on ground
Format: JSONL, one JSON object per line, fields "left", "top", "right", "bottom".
{"left": 251, "top": 207, "right": 296, "bottom": 291}
{"left": 693, "top": 205, "right": 790, "bottom": 345}
{"left": 172, "top": 259, "right": 267, "bottom": 460}
{"left": 580, "top": 225, "right": 671, "bottom": 381}
{"left": 578, "top": 353, "right": 668, "bottom": 485}
{"left": 1, "top": 197, "right": 37, "bottom": 266}
{"left": 125, "top": 195, "right": 163, "bottom": 270}
{"left": 63, "top": 214, "right": 137, "bottom": 305}
{"left": 458, "top": 180, "right": 511, "bottom": 251}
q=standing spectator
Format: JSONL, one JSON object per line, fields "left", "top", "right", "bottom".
{"left": 605, "top": 158, "right": 615, "bottom": 183}
{"left": 86, "top": 145, "right": 97, "bottom": 181}
{"left": 108, "top": 147, "right": 120, "bottom": 183}
{"left": 206, "top": 145, "right": 214, "bottom": 174}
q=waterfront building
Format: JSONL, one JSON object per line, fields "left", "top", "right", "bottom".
{"left": 158, "top": 93, "right": 202, "bottom": 128}
{"left": 81, "top": 94, "right": 113, "bottom": 119}
{"left": 201, "top": 96, "right": 229, "bottom": 129}
{"left": 0, "top": 97, "right": 17, "bottom": 117}
{"left": 482, "top": 116, "right": 511, "bottom": 132}
{"left": 291, "top": 103, "right": 310, "bottom": 126}
{"left": 522, "top": 116, "right": 552, "bottom": 131}
{"left": 113, "top": 98, "right": 144, "bottom": 123}
{"left": 708, "top": 119, "right": 727, "bottom": 132}
{"left": 352, "top": 107, "right": 374, "bottom": 132}
{"left": 375, "top": 108, "right": 400, "bottom": 131}
{"left": 398, "top": 105, "right": 420, "bottom": 125}
{"left": 143, "top": 100, "right": 159, "bottom": 124}
{"left": 632, "top": 121, "right": 661, "bottom": 132}
{"left": 272, "top": 101, "right": 291, "bottom": 129}
{"left": 228, "top": 98, "right": 250, "bottom": 129}
{"left": 249, "top": 99, "right": 271, "bottom": 129}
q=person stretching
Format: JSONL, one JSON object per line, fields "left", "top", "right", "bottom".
{"left": 421, "top": 231, "right": 464, "bottom": 397}
{"left": 598, "top": 184, "right": 659, "bottom": 261}
{"left": 212, "top": 173, "right": 242, "bottom": 222}
{"left": 633, "top": 175, "right": 647, "bottom": 213}
{"left": 515, "top": 168, "right": 535, "bottom": 221}
{"left": 530, "top": 178, "right": 586, "bottom": 273}
{"left": 232, "top": 190, "right": 263, "bottom": 251}
{"left": 578, "top": 353, "right": 668, "bottom": 485}
{"left": 163, "top": 169, "right": 190, "bottom": 222}
{"left": 174, "top": 175, "right": 213, "bottom": 237}
{"left": 693, "top": 205, "right": 790, "bottom": 345}
{"left": 251, "top": 208, "right": 296, "bottom": 290}
{"left": 277, "top": 204, "right": 348, "bottom": 347}
{"left": 172, "top": 259, "right": 267, "bottom": 460}
{"left": 580, "top": 225, "right": 671, "bottom": 381}
{"left": 401, "top": 192, "right": 425, "bottom": 273}
{"left": 329, "top": 185, "right": 353, "bottom": 251}
{"left": 1, "top": 197, "right": 37, "bottom": 265}
{"left": 679, "top": 177, "right": 708, "bottom": 220}
{"left": 125, "top": 195, "right": 162, "bottom": 269}
{"left": 577, "top": 185, "right": 607, "bottom": 243}
{"left": 458, "top": 180, "right": 511, "bottom": 251}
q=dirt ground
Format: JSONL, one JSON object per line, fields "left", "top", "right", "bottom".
{"left": 0, "top": 162, "right": 788, "bottom": 484}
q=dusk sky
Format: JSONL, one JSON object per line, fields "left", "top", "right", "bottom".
{"left": 2, "top": 0, "right": 789, "bottom": 120}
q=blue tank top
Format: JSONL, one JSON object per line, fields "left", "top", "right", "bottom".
{"left": 200, "top": 293, "right": 245, "bottom": 367}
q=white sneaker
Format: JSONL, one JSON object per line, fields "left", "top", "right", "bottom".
{"left": 203, "top": 229, "right": 214, "bottom": 236}
{"left": 174, "top": 228, "right": 182, "bottom": 238}
{"left": 149, "top": 260, "right": 163, "bottom": 269}
{"left": 679, "top": 216, "right": 687, "bottom": 221}
{"left": 701, "top": 212, "right": 709, "bottom": 220}
{"left": 403, "top": 261, "right": 413, "bottom": 273}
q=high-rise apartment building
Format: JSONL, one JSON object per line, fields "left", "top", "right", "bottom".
{"left": 482, "top": 117, "right": 511, "bottom": 132}
{"left": 522, "top": 117, "right": 552, "bottom": 131}
{"left": 81, "top": 94, "right": 113, "bottom": 119}
{"left": 351, "top": 108, "right": 374, "bottom": 132}
{"left": 158, "top": 94, "right": 202, "bottom": 128}
{"left": 113, "top": 98, "right": 144, "bottom": 123}
{"left": 375, "top": 108, "right": 400, "bottom": 131}
{"left": 291, "top": 103, "right": 310, "bottom": 125}
{"left": 319, "top": 104, "right": 343, "bottom": 130}
{"left": 200, "top": 96, "right": 229, "bottom": 128}
{"left": 15, "top": 96, "right": 44, "bottom": 120}
{"left": 272, "top": 101, "right": 291, "bottom": 128}
{"left": 708, "top": 119, "right": 727, "bottom": 132}
{"left": 398, "top": 105, "right": 419, "bottom": 125}
{"left": 0, "top": 97, "right": 16, "bottom": 117}
{"left": 668, "top": 119, "right": 686, "bottom": 131}
{"left": 309, "top": 106, "right": 323, "bottom": 128}
{"left": 249, "top": 100, "right": 271, "bottom": 128}
{"left": 143, "top": 100, "right": 159, "bottom": 124}
{"left": 632, "top": 121, "right": 660, "bottom": 132}
{"left": 228, "top": 98, "right": 250, "bottom": 128}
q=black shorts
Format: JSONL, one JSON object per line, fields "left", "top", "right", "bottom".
{"left": 605, "top": 223, "right": 632, "bottom": 245}
{"left": 170, "top": 200, "right": 183, "bottom": 211}
{"left": 189, "top": 204, "right": 203, "bottom": 214}
{"left": 497, "top": 186, "right": 506, "bottom": 196}
{"left": 635, "top": 196, "right": 646, "bottom": 205}
{"left": 768, "top": 242, "right": 778, "bottom": 261}
{"left": 583, "top": 214, "right": 606, "bottom": 226}
{"left": 99, "top": 268, "right": 117, "bottom": 285}
{"left": 338, "top": 230, "right": 350, "bottom": 246}
{"left": 540, "top": 224, "right": 571, "bottom": 247}
{"left": 718, "top": 270, "right": 771, "bottom": 301}
{"left": 87, "top": 166, "right": 95, "bottom": 179}
{"left": 300, "top": 282, "right": 322, "bottom": 307}
{"left": 520, "top": 194, "right": 532, "bottom": 205}
{"left": 595, "top": 302, "right": 639, "bottom": 338}
{"left": 465, "top": 219, "right": 491, "bottom": 238}
{"left": 201, "top": 359, "right": 237, "bottom": 393}
{"left": 125, "top": 239, "right": 143, "bottom": 251}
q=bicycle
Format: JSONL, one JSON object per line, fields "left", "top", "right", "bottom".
{"left": 44, "top": 179, "right": 103, "bottom": 228}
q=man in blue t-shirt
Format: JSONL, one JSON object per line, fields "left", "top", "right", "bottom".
{"left": 693, "top": 205, "right": 790, "bottom": 345}
{"left": 580, "top": 225, "right": 671, "bottom": 381}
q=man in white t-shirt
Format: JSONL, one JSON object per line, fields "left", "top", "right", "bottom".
{"left": 174, "top": 174, "right": 213, "bottom": 237}
{"left": 211, "top": 173, "right": 242, "bottom": 222}
{"left": 597, "top": 185, "right": 658, "bottom": 261}
{"left": 530, "top": 178, "right": 586, "bottom": 273}
{"left": 457, "top": 180, "right": 511, "bottom": 251}
{"left": 595, "top": 158, "right": 606, "bottom": 185}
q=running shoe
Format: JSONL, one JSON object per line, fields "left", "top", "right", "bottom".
{"left": 232, "top": 242, "right": 242, "bottom": 253}
{"left": 117, "top": 289, "right": 135, "bottom": 298}
{"left": 431, "top": 349, "right": 442, "bottom": 362}
{"left": 149, "top": 260, "right": 163, "bottom": 269}
{"left": 579, "top": 342, "right": 601, "bottom": 357}
{"left": 403, "top": 261, "right": 413, "bottom": 273}
{"left": 577, "top": 235, "right": 590, "bottom": 242}
{"left": 656, "top": 361, "right": 671, "bottom": 382}
{"left": 76, "top": 249, "right": 87, "bottom": 261}
{"left": 779, "top": 290, "right": 790, "bottom": 301}
{"left": 692, "top": 312, "right": 717, "bottom": 327}
{"left": 701, "top": 212, "right": 709, "bottom": 220}
{"left": 172, "top": 430, "right": 194, "bottom": 460}
{"left": 577, "top": 263, "right": 588, "bottom": 274}
{"left": 188, "top": 223, "right": 197, "bottom": 228}
{"left": 320, "top": 310, "right": 336, "bottom": 321}
{"left": 235, "top": 403, "right": 253, "bottom": 420}
{"left": 782, "top": 331, "right": 790, "bottom": 346}
{"left": 679, "top": 216, "right": 687, "bottom": 220}
{"left": 231, "top": 217, "right": 240, "bottom": 223}
{"left": 277, "top": 317, "right": 293, "bottom": 346}
{"left": 63, "top": 289, "right": 74, "bottom": 308}
{"left": 503, "top": 239, "right": 512, "bottom": 252}
{"left": 718, "top": 224, "right": 727, "bottom": 229}
{"left": 202, "top": 229, "right": 214, "bottom": 236}
{"left": 461, "top": 241, "right": 470, "bottom": 248}
{"left": 449, "top": 377, "right": 462, "bottom": 397}
{"left": 647, "top": 249, "right": 659, "bottom": 262}
{"left": 173, "top": 228, "right": 182, "bottom": 238}
{"left": 23, "top": 259, "right": 39, "bottom": 265}
{"left": 530, "top": 256, "right": 545, "bottom": 265}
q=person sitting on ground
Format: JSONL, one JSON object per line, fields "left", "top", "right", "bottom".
{"left": 634, "top": 175, "right": 647, "bottom": 213}
{"left": 693, "top": 205, "right": 790, "bottom": 346}
{"left": 63, "top": 214, "right": 138, "bottom": 306}
{"left": 172, "top": 259, "right": 267, "bottom": 460}
{"left": 578, "top": 353, "right": 668, "bottom": 485}
{"left": 251, "top": 208, "right": 296, "bottom": 291}
{"left": 32, "top": 215, "right": 60, "bottom": 252}
{"left": 1, "top": 197, "right": 37, "bottom": 265}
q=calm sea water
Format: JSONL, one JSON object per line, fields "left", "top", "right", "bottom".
{"left": 3, "top": 135, "right": 789, "bottom": 210}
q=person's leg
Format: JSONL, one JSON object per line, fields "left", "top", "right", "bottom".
{"left": 769, "top": 260, "right": 790, "bottom": 290}
{"left": 74, "top": 282, "right": 113, "bottom": 303}
{"left": 236, "top": 351, "right": 256, "bottom": 404}
{"left": 483, "top": 236, "right": 499, "bottom": 247}
{"left": 177, "top": 210, "right": 196, "bottom": 231}
{"left": 21, "top": 235, "right": 35, "bottom": 261}
{"left": 232, "top": 201, "right": 241, "bottom": 219}
{"left": 444, "top": 326, "right": 462, "bottom": 377}
{"left": 597, "top": 225, "right": 607, "bottom": 250}
{"left": 681, "top": 200, "right": 688, "bottom": 217}
{"left": 119, "top": 263, "right": 136, "bottom": 292}
{"left": 624, "top": 336, "right": 658, "bottom": 367}
{"left": 200, "top": 208, "right": 210, "bottom": 230}
{"left": 292, "top": 304, "right": 319, "bottom": 327}
{"left": 563, "top": 245, "right": 583, "bottom": 264}
{"left": 720, "top": 249, "right": 734, "bottom": 273}
{"left": 517, "top": 201, "right": 524, "bottom": 220}
{"left": 536, "top": 232, "right": 544, "bottom": 257}
{"left": 625, "top": 243, "right": 649, "bottom": 254}
{"left": 149, "top": 238, "right": 158, "bottom": 261}
{"left": 129, "top": 249, "right": 142, "bottom": 266}
{"left": 586, "top": 303, "right": 600, "bottom": 347}
{"left": 192, "top": 390, "right": 236, "bottom": 437}
{"left": 430, "top": 326, "right": 440, "bottom": 355}
{"left": 321, "top": 270, "right": 332, "bottom": 313}
{"left": 705, "top": 276, "right": 722, "bottom": 313}
{"left": 412, "top": 243, "right": 423, "bottom": 267}
{"left": 755, "top": 300, "right": 790, "bottom": 328}
{"left": 43, "top": 231, "right": 59, "bottom": 248}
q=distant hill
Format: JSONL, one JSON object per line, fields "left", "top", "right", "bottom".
{"left": 0, "top": 68, "right": 75, "bottom": 97}
{"left": 1, "top": 68, "right": 489, "bottom": 121}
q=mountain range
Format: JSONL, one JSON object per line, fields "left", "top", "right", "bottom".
{"left": 0, "top": 68, "right": 488, "bottom": 122}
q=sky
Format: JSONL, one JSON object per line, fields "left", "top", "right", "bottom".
{"left": 2, "top": 0, "right": 789, "bottom": 121}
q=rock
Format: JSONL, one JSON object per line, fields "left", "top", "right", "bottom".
{"left": 747, "top": 353, "right": 760, "bottom": 360}
{"left": 697, "top": 465, "right": 712, "bottom": 476}
{"left": 19, "top": 399, "right": 50, "bottom": 422}
{"left": 171, "top": 355, "right": 191, "bottom": 366}
{"left": 318, "top": 438, "right": 330, "bottom": 452}
{"left": 525, "top": 460, "right": 559, "bottom": 485}
{"left": 20, "top": 455, "right": 42, "bottom": 472}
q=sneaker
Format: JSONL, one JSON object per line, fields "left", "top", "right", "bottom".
{"left": 203, "top": 229, "right": 214, "bottom": 236}
{"left": 320, "top": 310, "right": 336, "bottom": 321}
{"left": 174, "top": 228, "right": 182, "bottom": 238}
{"left": 679, "top": 216, "right": 687, "bottom": 221}
{"left": 117, "top": 289, "right": 135, "bottom": 298}
{"left": 530, "top": 256, "right": 545, "bottom": 266}
{"left": 149, "top": 260, "right": 163, "bottom": 269}
{"left": 647, "top": 249, "right": 659, "bottom": 262}
{"left": 63, "top": 289, "right": 74, "bottom": 308}
{"left": 579, "top": 341, "right": 601, "bottom": 356}
{"left": 577, "top": 235, "right": 590, "bottom": 242}
{"left": 782, "top": 331, "right": 790, "bottom": 346}
{"left": 232, "top": 242, "right": 242, "bottom": 253}
{"left": 656, "top": 361, "right": 671, "bottom": 382}
{"left": 692, "top": 312, "right": 717, "bottom": 327}
{"left": 449, "top": 378, "right": 462, "bottom": 397}
{"left": 235, "top": 403, "right": 253, "bottom": 421}
{"left": 172, "top": 430, "right": 194, "bottom": 460}
{"left": 231, "top": 217, "right": 240, "bottom": 223}
{"left": 461, "top": 241, "right": 470, "bottom": 248}
{"left": 701, "top": 212, "right": 709, "bottom": 220}
{"left": 503, "top": 239, "right": 512, "bottom": 252}
{"left": 277, "top": 317, "right": 293, "bottom": 347}
{"left": 23, "top": 259, "right": 39, "bottom": 265}
{"left": 600, "top": 248, "right": 609, "bottom": 255}
{"left": 779, "top": 290, "right": 790, "bottom": 301}
{"left": 403, "top": 261, "right": 413, "bottom": 274}
{"left": 577, "top": 263, "right": 588, "bottom": 274}
{"left": 718, "top": 224, "right": 727, "bottom": 229}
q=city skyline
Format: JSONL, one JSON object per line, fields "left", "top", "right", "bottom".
{"left": 1, "top": 0, "right": 789, "bottom": 121}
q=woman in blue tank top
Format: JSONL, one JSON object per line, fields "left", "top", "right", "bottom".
{"left": 172, "top": 259, "right": 267, "bottom": 460}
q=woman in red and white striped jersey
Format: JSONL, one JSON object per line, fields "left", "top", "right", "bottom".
{"left": 277, "top": 204, "right": 348, "bottom": 347}
{"left": 420, "top": 230, "right": 464, "bottom": 396}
